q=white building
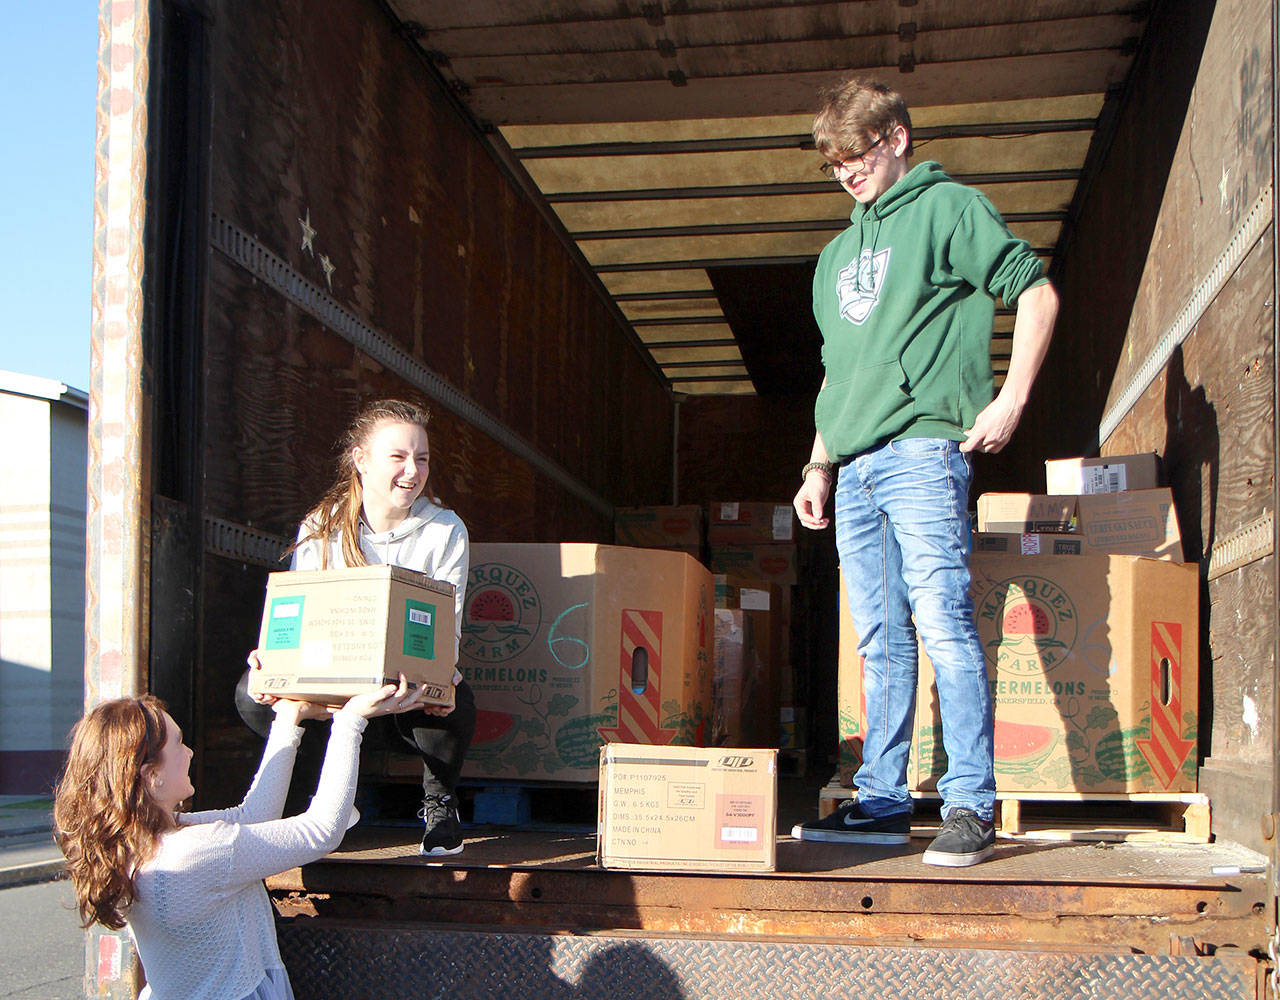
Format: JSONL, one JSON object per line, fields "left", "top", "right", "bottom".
{"left": 0, "top": 371, "right": 87, "bottom": 794}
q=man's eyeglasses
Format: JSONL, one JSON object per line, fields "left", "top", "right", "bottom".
{"left": 819, "top": 134, "right": 886, "bottom": 178}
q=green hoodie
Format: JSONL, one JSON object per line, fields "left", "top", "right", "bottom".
{"left": 812, "top": 161, "right": 1046, "bottom": 463}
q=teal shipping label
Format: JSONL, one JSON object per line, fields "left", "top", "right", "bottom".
{"left": 403, "top": 599, "right": 437, "bottom": 659}
{"left": 264, "top": 596, "right": 306, "bottom": 650}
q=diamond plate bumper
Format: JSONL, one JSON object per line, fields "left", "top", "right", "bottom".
{"left": 277, "top": 921, "right": 1260, "bottom": 999}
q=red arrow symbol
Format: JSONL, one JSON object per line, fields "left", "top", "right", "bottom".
{"left": 1136, "top": 621, "right": 1195, "bottom": 787}
{"left": 598, "top": 609, "right": 677, "bottom": 745}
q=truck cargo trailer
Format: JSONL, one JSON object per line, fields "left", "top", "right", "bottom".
{"left": 86, "top": 0, "right": 1276, "bottom": 996}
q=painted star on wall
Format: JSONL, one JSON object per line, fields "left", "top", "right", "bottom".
{"left": 319, "top": 254, "right": 335, "bottom": 290}
{"left": 299, "top": 209, "right": 317, "bottom": 256}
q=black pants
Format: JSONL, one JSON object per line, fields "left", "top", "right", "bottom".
{"left": 234, "top": 669, "right": 476, "bottom": 803}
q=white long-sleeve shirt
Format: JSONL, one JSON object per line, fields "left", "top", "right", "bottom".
{"left": 127, "top": 713, "right": 367, "bottom": 1000}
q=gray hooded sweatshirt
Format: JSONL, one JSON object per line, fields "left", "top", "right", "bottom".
{"left": 290, "top": 497, "right": 469, "bottom": 664}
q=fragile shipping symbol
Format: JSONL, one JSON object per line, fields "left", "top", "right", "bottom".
{"left": 598, "top": 609, "right": 677, "bottom": 745}
{"left": 1136, "top": 621, "right": 1194, "bottom": 787}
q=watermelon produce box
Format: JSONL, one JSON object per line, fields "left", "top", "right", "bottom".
{"left": 251, "top": 565, "right": 457, "bottom": 707}
{"left": 458, "top": 544, "right": 714, "bottom": 783}
{"left": 837, "top": 554, "right": 1199, "bottom": 793}
{"left": 598, "top": 743, "right": 777, "bottom": 873}
{"left": 913, "top": 552, "right": 1199, "bottom": 794}
{"left": 614, "top": 504, "right": 704, "bottom": 558}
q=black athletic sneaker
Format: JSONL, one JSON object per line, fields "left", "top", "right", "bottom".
{"left": 418, "top": 792, "right": 464, "bottom": 857}
{"left": 921, "top": 808, "right": 995, "bottom": 867}
{"left": 790, "top": 799, "right": 912, "bottom": 844}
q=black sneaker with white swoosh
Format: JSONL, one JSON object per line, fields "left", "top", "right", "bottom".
{"left": 790, "top": 799, "right": 912, "bottom": 844}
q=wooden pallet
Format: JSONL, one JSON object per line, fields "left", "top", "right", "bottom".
{"left": 817, "top": 783, "right": 1211, "bottom": 844}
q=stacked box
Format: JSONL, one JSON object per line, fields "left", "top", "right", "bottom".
{"left": 712, "top": 608, "right": 777, "bottom": 748}
{"left": 1045, "top": 453, "right": 1160, "bottom": 495}
{"left": 458, "top": 544, "right": 714, "bottom": 783}
{"left": 708, "top": 518, "right": 799, "bottom": 750}
{"left": 614, "top": 504, "right": 704, "bottom": 560}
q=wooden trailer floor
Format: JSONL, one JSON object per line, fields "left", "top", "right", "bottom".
{"left": 268, "top": 779, "right": 1271, "bottom": 960}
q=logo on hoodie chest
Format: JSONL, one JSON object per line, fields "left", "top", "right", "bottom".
{"left": 835, "top": 247, "right": 891, "bottom": 325}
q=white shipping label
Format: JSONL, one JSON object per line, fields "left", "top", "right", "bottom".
{"left": 1082, "top": 465, "right": 1127, "bottom": 494}
{"left": 720, "top": 502, "right": 740, "bottom": 520}
{"left": 272, "top": 602, "right": 302, "bottom": 619}
{"left": 720, "top": 826, "right": 759, "bottom": 843}
{"left": 772, "top": 504, "right": 793, "bottom": 540}
{"left": 740, "top": 588, "right": 771, "bottom": 611}
{"left": 1018, "top": 534, "right": 1042, "bottom": 555}
{"left": 301, "top": 640, "right": 333, "bottom": 670}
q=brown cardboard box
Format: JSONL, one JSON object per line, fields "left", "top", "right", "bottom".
{"left": 914, "top": 553, "right": 1199, "bottom": 794}
{"left": 251, "top": 565, "right": 457, "bottom": 707}
{"left": 615, "top": 504, "right": 704, "bottom": 557}
{"left": 977, "top": 493, "right": 1078, "bottom": 533}
{"left": 1076, "top": 488, "right": 1183, "bottom": 561}
{"left": 708, "top": 543, "right": 798, "bottom": 587}
{"left": 712, "top": 608, "right": 778, "bottom": 747}
{"left": 838, "top": 552, "right": 1199, "bottom": 794}
{"left": 1045, "top": 453, "right": 1161, "bottom": 495}
{"left": 974, "top": 532, "right": 1089, "bottom": 556}
{"left": 707, "top": 502, "right": 796, "bottom": 544}
{"left": 597, "top": 743, "right": 777, "bottom": 872}
{"left": 459, "top": 544, "right": 714, "bottom": 783}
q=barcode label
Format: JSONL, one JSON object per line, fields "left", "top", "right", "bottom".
{"left": 720, "top": 826, "right": 759, "bottom": 844}
{"left": 409, "top": 608, "right": 433, "bottom": 626}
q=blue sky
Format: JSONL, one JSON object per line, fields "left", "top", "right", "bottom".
{"left": 0, "top": 2, "right": 96, "bottom": 393}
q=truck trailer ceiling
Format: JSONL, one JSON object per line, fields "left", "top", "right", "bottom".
{"left": 383, "top": 0, "right": 1148, "bottom": 396}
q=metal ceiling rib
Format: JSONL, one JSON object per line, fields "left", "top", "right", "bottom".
{"left": 385, "top": 0, "right": 1146, "bottom": 396}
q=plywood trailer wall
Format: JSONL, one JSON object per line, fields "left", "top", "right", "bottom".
{"left": 1026, "top": 0, "right": 1275, "bottom": 852}
{"left": 190, "top": 0, "right": 673, "bottom": 802}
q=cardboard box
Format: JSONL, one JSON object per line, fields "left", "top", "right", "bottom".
{"left": 707, "top": 502, "right": 796, "bottom": 544}
{"left": 977, "top": 493, "right": 1078, "bottom": 534}
{"left": 974, "top": 532, "right": 1089, "bottom": 556}
{"left": 914, "top": 553, "right": 1199, "bottom": 794}
{"left": 838, "top": 553, "right": 1199, "bottom": 794}
{"left": 252, "top": 565, "right": 457, "bottom": 707}
{"left": 712, "top": 608, "right": 778, "bottom": 747}
{"left": 597, "top": 743, "right": 777, "bottom": 872}
{"left": 1076, "top": 488, "right": 1183, "bottom": 561}
{"left": 779, "top": 704, "right": 806, "bottom": 750}
{"left": 1045, "top": 453, "right": 1160, "bottom": 495}
{"left": 614, "top": 504, "right": 704, "bottom": 557}
{"left": 458, "top": 544, "right": 714, "bottom": 783}
{"left": 708, "top": 543, "right": 798, "bottom": 587}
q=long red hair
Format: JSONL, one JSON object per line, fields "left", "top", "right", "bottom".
{"left": 53, "top": 695, "right": 174, "bottom": 929}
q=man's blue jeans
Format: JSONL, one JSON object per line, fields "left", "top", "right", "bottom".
{"left": 834, "top": 437, "right": 995, "bottom": 822}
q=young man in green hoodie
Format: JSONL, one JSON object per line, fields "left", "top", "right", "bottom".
{"left": 791, "top": 78, "right": 1058, "bottom": 866}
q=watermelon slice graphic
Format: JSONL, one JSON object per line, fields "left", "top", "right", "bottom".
{"left": 1002, "top": 601, "right": 1051, "bottom": 635}
{"left": 470, "top": 709, "right": 519, "bottom": 758}
{"left": 470, "top": 588, "right": 516, "bottom": 622}
{"left": 993, "top": 719, "right": 1057, "bottom": 774}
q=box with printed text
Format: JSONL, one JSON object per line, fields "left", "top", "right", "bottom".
{"left": 459, "top": 544, "right": 714, "bottom": 783}
{"left": 251, "top": 565, "right": 457, "bottom": 707}
{"left": 597, "top": 742, "right": 777, "bottom": 872}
